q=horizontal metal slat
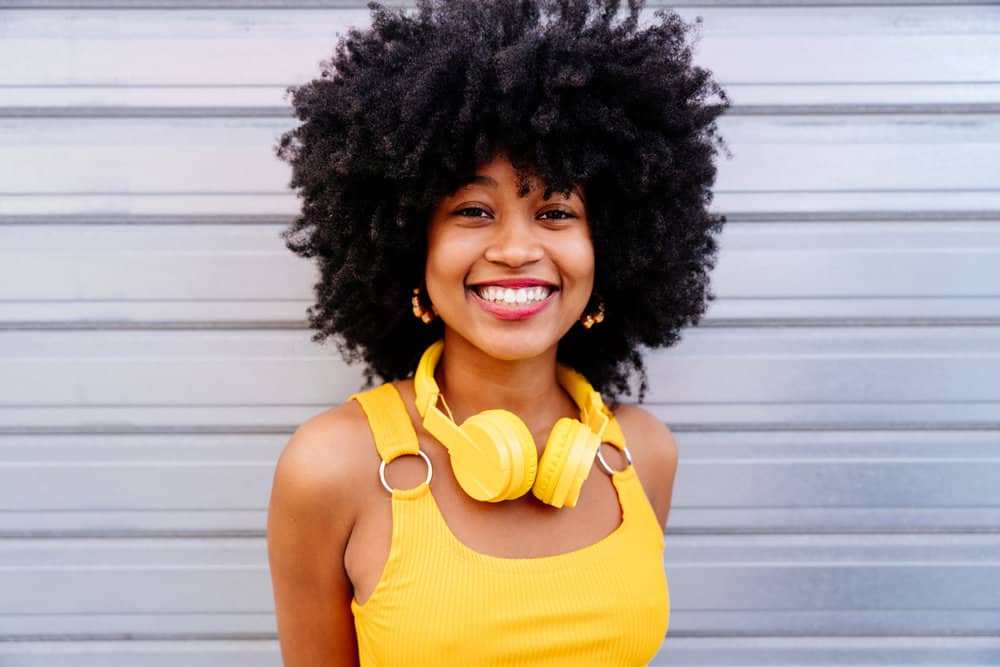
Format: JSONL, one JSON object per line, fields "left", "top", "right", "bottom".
{"left": 652, "top": 636, "right": 1000, "bottom": 665}
{"left": 2, "top": 218, "right": 1000, "bottom": 323}
{"left": 2, "top": 637, "right": 1000, "bottom": 667}
{"left": 1, "top": 327, "right": 998, "bottom": 423}
{"left": 0, "top": 534, "right": 997, "bottom": 637}
{"left": 2, "top": 114, "right": 997, "bottom": 206}
{"left": 0, "top": 640, "right": 279, "bottom": 667}
{"left": 2, "top": 6, "right": 996, "bottom": 96}
{"left": 2, "top": 429, "right": 999, "bottom": 535}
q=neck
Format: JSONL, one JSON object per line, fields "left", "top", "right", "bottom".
{"left": 434, "top": 331, "right": 577, "bottom": 434}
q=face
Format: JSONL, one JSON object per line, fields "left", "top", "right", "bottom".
{"left": 424, "top": 154, "right": 595, "bottom": 362}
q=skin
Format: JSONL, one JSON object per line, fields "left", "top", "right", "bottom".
{"left": 267, "top": 154, "right": 680, "bottom": 667}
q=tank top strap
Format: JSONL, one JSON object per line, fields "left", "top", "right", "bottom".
{"left": 601, "top": 418, "right": 665, "bottom": 548}
{"left": 349, "top": 383, "right": 420, "bottom": 463}
{"left": 603, "top": 415, "right": 627, "bottom": 451}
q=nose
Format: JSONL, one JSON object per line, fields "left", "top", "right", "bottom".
{"left": 483, "top": 215, "right": 545, "bottom": 267}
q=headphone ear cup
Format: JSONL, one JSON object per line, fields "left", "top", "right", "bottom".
{"left": 457, "top": 410, "right": 538, "bottom": 502}
{"left": 533, "top": 419, "right": 601, "bottom": 509}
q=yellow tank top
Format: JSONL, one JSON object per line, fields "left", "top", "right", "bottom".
{"left": 350, "top": 383, "right": 670, "bottom": 666}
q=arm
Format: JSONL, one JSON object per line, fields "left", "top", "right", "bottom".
{"left": 266, "top": 414, "right": 362, "bottom": 666}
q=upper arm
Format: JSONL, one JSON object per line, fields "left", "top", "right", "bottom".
{"left": 266, "top": 411, "right": 364, "bottom": 667}
{"left": 616, "top": 405, "right": 679, "bottom": 533}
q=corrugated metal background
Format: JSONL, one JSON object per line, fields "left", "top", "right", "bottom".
{"left": 1, "top": 1, "right": 999, "bottom": 665}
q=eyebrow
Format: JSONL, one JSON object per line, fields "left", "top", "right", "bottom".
{"left": 456, "top": 174, "right": 586, "bottom": 203}
{"left": 457, "top": 175, "right": 499, "bottom": 188}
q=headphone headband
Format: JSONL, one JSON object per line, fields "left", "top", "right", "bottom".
{"left": 414, "top": 340, "right": 611, "bottom": 443}
{"left": 414, "top": 339, "right": 445, "bottom": 418}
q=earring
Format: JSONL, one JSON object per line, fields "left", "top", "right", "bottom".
{"left": 580, "top": 301, "right": 605, "bottom": 329}
{"left": 412, "top": 287, "right": 436, "bottom": 324}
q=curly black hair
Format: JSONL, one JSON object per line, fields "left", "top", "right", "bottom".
{"left": 276, "top": 0, "right": 730, "bottom": 402}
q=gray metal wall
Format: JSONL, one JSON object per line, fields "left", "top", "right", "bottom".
{"left": 1, "top": 1, "right": 998, "bottom": 665}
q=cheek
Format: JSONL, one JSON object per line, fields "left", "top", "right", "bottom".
{"left": 422, "top": 226, "right": 446, "bottom": 302}
{"left": 423, "top": 229, "right": 477, "bottom": 301}
{"left": 565, "top": 234, "right": 596, "bottom": 286}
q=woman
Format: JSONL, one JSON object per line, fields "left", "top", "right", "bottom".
{"left": 267, "top": 0, "right": 728, "bottom": 664}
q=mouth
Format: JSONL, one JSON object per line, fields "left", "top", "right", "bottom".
{"left": 469, "top": 284, "right": 557, "bottom": 306}
{"left": 467, "top": 281, "right": 558, "bottom": 320}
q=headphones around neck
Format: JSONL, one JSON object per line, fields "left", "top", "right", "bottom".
{"left": 413, "top": 339, "right": 625, "bottom": 508}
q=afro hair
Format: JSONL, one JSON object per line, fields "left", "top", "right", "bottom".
{"left": 276, "top": 0, "right": 730, "bottom": 402}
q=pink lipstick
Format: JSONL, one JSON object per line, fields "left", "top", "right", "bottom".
{"left": 467, "top": 279, "right": 558, "bottom": 321}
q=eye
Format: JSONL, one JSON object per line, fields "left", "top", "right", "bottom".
{"left": 539, "top": 209, "right": 576, "bottom": 220}
{"left": 453, "top": 206, "right": 491, "bottom": 218}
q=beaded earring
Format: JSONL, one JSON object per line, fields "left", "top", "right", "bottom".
{"left": 580, "top": 301, "right": 605, "bottom": 329}
{"left": 412, "top": 286, "right": 436, "bottom": 324}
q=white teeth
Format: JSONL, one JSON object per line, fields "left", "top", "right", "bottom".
{"left": 476, "top": 285, "right": 553, "bottom": 305}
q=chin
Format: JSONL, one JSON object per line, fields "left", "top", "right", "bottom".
{"left": 461, "top": 328, "right": 565, "bottom": 363}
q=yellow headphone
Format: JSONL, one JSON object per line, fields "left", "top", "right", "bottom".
{"left": 413, "top": 339, "right": 624, "bottom": 508}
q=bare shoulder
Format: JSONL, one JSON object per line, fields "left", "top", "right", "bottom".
{"left": 268, "top": 398, "right": 380, "bottom": 558}
{"left": 274, "top": 401, "right": 377, "bottom": 500}
{"left": 612, "top": 403, "right": 679, "bottom": 532}
{"left": 266, "top": 399, "right": 377, "bottom": 667}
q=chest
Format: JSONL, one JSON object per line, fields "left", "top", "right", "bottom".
{"left": 344, "top": 436, "right": 626, "bottom": 607}
{"left": 353, "top": 552, "right": 669, "bottom": 666}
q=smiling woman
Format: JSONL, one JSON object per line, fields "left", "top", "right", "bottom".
{"left": 266, "top": 0, "right": 729, "bottom": 665}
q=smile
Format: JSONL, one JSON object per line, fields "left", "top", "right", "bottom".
{"left": 474, "top": 285, "right": 554, "bottom": 305}
{"left": 468, "top": 284, "right": 557, "bottom": 321}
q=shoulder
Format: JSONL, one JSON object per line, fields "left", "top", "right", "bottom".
{"left": 269, "top": 398, "right": 379, "bottom": 537}
{"left": 611, "top": 403, "right": 679, "bottom": 532}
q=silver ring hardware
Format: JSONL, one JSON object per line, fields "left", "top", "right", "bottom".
{"left": 378, "top": 450, "right": 433, "bottom": 494}
{"left": 596, "top": 443, "right": 633, "bottom": 475}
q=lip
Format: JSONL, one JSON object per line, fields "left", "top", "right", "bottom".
{"left": 468, "top": 286, "right": 557, "bottom": 321}
{"left": 468, "top": 278, "right": 558, "bottom": 289}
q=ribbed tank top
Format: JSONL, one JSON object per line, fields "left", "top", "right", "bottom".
{"left": 349, "top": 383, "right": 670, "bottom": 666}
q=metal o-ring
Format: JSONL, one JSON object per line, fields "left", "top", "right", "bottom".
{"left": 378, "top": 450, "right": 433, "bottom": 494}
{"left": 596, "top": 443, "right": 633, "bottom": 475}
